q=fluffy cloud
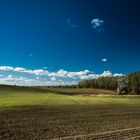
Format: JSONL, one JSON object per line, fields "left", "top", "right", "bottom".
{"left": 50, "top": 77, "right": 56, "bottom": 81}
{"left": 101, "top": 70, "right": 112, "bottom": 77}
{"left": 91, "top": 18, "right": 105, "bottom": 32}
{"left": 79, "top": 71, "right": 111, "bottom": 80}
{"left": 113, "top": 73, "right": 124, "bottom": 77}
{"left": 33, "top": 69, "right": 48, "bottom": 76}
{"left": 79, "top": 71, "right": 123, "bottom": 80}
{"left": 0, "top": 66, "right": 48, "bottom": 76}
{"left": 0, "top": 75, "right": 77, "bottom": 86}
{"left": 0, "top": 65, "right": 124, "bottom": 86}
{"left": 0, "top": 66, "right": 14, "bottom": 71}
{"left": 0, "top": 75, "right": 26, "bottom": 84}
{"left": 48, "top": 69, "right": 90, "bottom": 78}
{"left": 14, "top": 67, "right": 32, "bottom": 74}
{"left": 101, "top": 58, "right": 107, "bottom": 62}
{"left": 79, "top": 74, "right": 100, "bottom": 80}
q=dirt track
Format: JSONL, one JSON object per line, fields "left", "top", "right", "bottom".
{"left": 52, "top": 127, "right": 140, "bottom": 140}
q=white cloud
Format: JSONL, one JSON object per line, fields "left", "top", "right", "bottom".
{"left": 6, "top": 75, "right": 15, "bottom": 81}
{"left": 79, "top": 71, "right": 112, "bottom": 80}
{"left": 14, "top": 67, "right": 29, "bottom": 73}
{"left": 36, "top": 77, "right": 40, "bottom": 80}
{"left": 0, "top": 66, "right": 14, "bottom": 71}
{"left": 48, "top": 69, "right": 90, "bottom": 79}
{"left": 14, "top": 67, "right": 48, "bottom": 75}
{"left": 79, "top": 71, "right": 124, "bottom": 80}
{"left": 0, "top": 75, "right": 78, "bottom": 86}
{"left": 91, "top": 18, "right": 105, "bottom": 31}
{"left": 0, "top": 75, "right": 26, "bottom": 84}
{"left": 14, "top": 67, "right": 26, "bottom": 72}
{"left": 50, "top": 77, "right": 56, "bottom": 81}
{"left": 0, "top": 65, "right": 124, "bottom": 86}
{"left": 113, "top": 73, "right": 124, "bottom": 77}
{"left": 0, "top": 66, "right": 48, "bottom": 76}
{"left": 0, "top": 66, "right": 90, "bottom": 78}
{"left": 33, "top": 69, "right": 48, "bottom": 76}
{"left": 101, "top": 70, "right": 112, "bottom": 77}
{"left": 101, "top": 58, "right": 107, "bottom": 62}
{"left": 79, "top": 74, "right": 100, "bottom": 80}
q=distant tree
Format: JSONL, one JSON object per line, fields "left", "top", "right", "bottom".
{"left": 131, "top": 75, "right": 139, "bottom": 94}
{"left": 78, "top": 71, "right": 140, "bottom": 95}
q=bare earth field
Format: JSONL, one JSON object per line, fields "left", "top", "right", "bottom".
{"left": 0, "top": 106, "right": 140, "bottom": 140}
{"left": 0, "top": 86, "right": 140, "bottom": 140}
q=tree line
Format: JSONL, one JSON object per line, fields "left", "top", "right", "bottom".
{"left": 78, "top": 71, "right": 140, "bottom": 94}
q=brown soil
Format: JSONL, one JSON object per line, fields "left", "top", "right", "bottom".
{"left": 0, "top": 106, "right": 140, "bottom": 140}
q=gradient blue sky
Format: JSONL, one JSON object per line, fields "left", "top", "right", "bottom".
{"left": 0, "top": 0, "right": 140, "bottom": 85}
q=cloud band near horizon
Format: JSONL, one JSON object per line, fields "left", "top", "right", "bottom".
{"left": 0, "top": 66, "right": 123, "bottom": 86}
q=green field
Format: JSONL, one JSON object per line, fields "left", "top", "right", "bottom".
{"left": 0, "top": 86, "right": 140, "bottom": 108}
{"left": 0, "top": 86, "right": 140, "bottom": 139}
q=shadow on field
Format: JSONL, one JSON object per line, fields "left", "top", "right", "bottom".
{"left": 0, "top": 85, "right": 78, "bottom": 96}
{"left": 0, "top": 84, "right": 115, "bottom": 96}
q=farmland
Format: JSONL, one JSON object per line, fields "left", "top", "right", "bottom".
{"left": 0, "top": 86, "right": 140, "bottom": 139}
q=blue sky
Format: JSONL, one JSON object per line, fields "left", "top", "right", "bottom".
{"left": 0, "top": 0, "right": 140, "bottom": 86}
